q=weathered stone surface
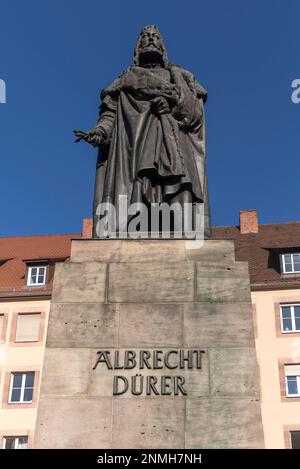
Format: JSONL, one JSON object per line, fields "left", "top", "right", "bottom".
{"left": 89, "top": 348, "right": 209, "bottom": 398}
{"left": 47, "top": 303, "right": 118, "bottom": 348}
{"left": 71, "top": 239, "right": 122, "bottom": 263}
{"left": 70, "top": 239, "right": 235, "bottom": 264}
{"left": 34, "top": 398, "right": 112, "bottom": 449}
{"left": 118, "top": 303, "right": 183, "bottom": 347}
{"left": 35, "top": 239, "right": 264, "bottom": 449}
{"left": 52, "top": 262, "right": 107, "bottom": 303}
{"left": 196, "top": 262, "right": 251, "bottom": 302}
{"left": 186, "top": 398, "right": 264, "bottom": 448}
{"left": 185, "top": 239, "right": 235, "bottom": 263}
{"left": 120, "top": 240, "right": 186, "bottom": 262}
{"left": 40, "top": 348, "right": 91, "bottom": 396}
{"left": 209, "top": 348, "right": 260, "bottom": 397}
{"left": 183, "top": 303, "right": 254, "bottom": 347}
{"left": 109, "top": 262, "right": 194, "bottom": 303}
{"left": 112, "top": 398, "right": 185, "bottom": 448}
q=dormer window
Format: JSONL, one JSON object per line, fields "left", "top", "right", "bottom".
{"left": 282, "top": 253, "right": 300, "bottom": 274}
{"left": 27, "top": 266, "right": 47, "bottom": 286}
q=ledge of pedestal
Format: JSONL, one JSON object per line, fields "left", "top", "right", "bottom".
{"left": 70, "top": 238, "right": 236, "bottom": 264}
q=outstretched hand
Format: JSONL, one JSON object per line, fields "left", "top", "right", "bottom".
{"left": 74, "top": 130, "right": 89, "bottom": 143}
{"left": 73, "top": 129, "right": 105, "bottom": 147}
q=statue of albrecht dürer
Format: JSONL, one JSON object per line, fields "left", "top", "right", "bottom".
{"left": 74, "top": 25, "right": 211, "bottom": 238}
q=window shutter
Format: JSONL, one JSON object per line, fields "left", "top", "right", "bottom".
{"left": 285, "top": 364, "right": 300, "bottom": 376}
{"left": 16, "top": 313, "right": 41, "bottom": 342}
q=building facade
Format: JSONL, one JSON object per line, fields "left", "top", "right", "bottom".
{"left": 0, "top": 234, "right": 77, "bottom": 448}
{"left": 214, "top": 210, "right": 300, "bottom": 449}
{"left": 1, "top": 214, "right": 300, "bottom": 448}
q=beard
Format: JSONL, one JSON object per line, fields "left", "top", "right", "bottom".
{"left": 139, "top": 47, "right": 163, "bottom": 66}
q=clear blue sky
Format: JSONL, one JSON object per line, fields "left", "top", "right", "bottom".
{"left": 1, "top": 0, "right": 299, "bottom": 236}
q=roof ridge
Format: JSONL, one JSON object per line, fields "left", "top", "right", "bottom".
{"left": 0, "top": 233, "right": 80, "bottom": 240}
{"left": 213, "top": 221, "right": 300, "bottom": 229}
{"left": 258, "top": 220, "right": 300, "bottom": 227}
{"left": 212, "top": 225, "right": 239, "bottom": 229}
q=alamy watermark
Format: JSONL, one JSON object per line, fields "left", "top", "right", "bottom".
{"left": 0, "top": 79, "right": 6, "bottom": 104}
{"left": 291, "top": 79, "right": 300, "bottom": 104}
{"left": 95, "top": 195, "right": 205, "bottom": 248}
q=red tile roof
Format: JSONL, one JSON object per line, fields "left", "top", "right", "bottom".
{"left": 0, "top": 234, "right": 79, "bottom": 297}
{"left": 213, "top": 222, "right": 300, "bottom": 289}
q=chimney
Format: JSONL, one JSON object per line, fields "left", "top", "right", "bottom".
{"left": 239, "top": 210, "right": 259, "bottom": 234}
{"left": 82, "top": 218, "right": 93, "bottom": 238}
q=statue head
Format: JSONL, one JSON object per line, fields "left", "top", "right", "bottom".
{"left": 134, "top": 25, "right": 168, "bottom": 67}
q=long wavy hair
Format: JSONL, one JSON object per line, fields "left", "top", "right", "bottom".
{"left": 133, "top": 25, "right": 168, "bottom": 67}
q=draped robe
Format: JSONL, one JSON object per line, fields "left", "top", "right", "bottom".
{"left": 92, "top": 64, "right": 210, "bottom": 237}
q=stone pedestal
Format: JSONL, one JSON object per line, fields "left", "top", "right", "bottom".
{"left": 34, "top": 239, "right": 264, "bottom": 448}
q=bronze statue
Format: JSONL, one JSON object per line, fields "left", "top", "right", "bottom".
{"left": 75, "top": 25, "right": 211, "bottom": 238}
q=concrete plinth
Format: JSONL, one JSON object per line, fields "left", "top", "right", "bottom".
{"left": 34, "top": 239, "right": 264, "bottom": 449}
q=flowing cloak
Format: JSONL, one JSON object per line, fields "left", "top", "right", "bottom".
{"left": 92, "top": 64, "right": 211, "bottom": 235}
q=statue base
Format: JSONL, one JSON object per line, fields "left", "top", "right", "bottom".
{"left": 34, "top": 239, "right": 264, "bottom": 448}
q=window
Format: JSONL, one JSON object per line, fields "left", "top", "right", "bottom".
{"left": 15, "top": 313, "right": 41, "bottom": 342}
{"left": 27, "top": 266, "right": 46, "bottom": 286}
{"left": 285, "top": 365, "right": 300, "bottom": 397}
{"left": 291, "top": 431, "right": 300, "bottom": 449}
{"left": 282, "top": 253, "right": 300, "bottom": 274}
{"left": 280, "top": 305, "right": 300, "bottom": 333}
{"left": 9, "top": 372, "right": 35, "bottom": 403}
{"left": 3, "top": 436, "right": 28, "bottom": 449}
{"left": 0, "top": 314, "right": 4, "bottom": 340}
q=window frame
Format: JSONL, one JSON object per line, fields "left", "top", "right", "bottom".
{"left": 0, "top": 313, "right": 4, "bottom": 341}
{"left": 286, "top": 374, "right": 300, "bottom": 397}
{"left": 2, "top": 435, "right": 28, "bottom": 449}
{"left": 280, "top": 304, "right": 300, "bottom": 333}
{"left": 290, "top": 430, "right": 300, "bottom": 449}
{"left": 282, "top": 253, "right": 300, "bottom": 274}
{"left": 26, "top": 265, "right": 47, "bottom": 287}
{"left": 8, "top": 372, "right": 35, "bottom": 404}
